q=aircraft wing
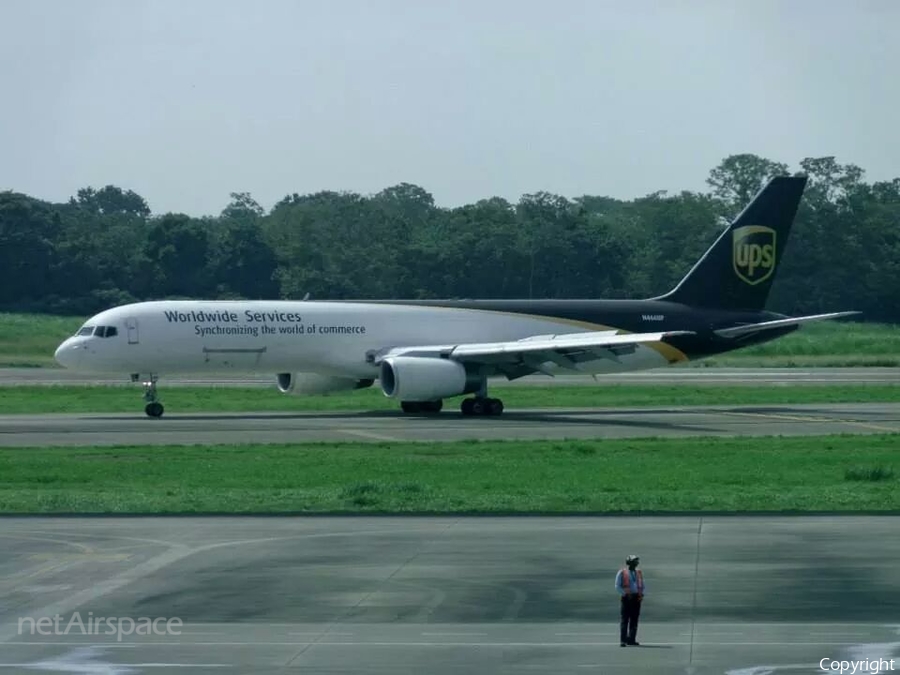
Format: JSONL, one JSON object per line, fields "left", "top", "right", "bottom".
{"left": 713, "top": 311, "right": 861, "bottom": 339}
{"left": 371, "top": 330, "right": 694, "bottom": 375}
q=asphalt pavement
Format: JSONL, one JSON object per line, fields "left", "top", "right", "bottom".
{"left": 1, "top": 516, "right": 898, "bottom": 674}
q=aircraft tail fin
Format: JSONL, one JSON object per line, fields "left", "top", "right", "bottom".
{"left": 657, "top": 175, "right": 807, "bottom": 311}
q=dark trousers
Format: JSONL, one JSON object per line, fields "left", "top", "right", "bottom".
{"left": 620, "top": 595, "right": 641, "bottom": 643}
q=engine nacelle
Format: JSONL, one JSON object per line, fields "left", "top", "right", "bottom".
{"left": 379, "top": 356, "right": 480, "bottom": 401}
{"left": 276, "top": 372, "right": 374, "bottom": 395}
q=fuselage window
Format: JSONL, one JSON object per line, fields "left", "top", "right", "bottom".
{"left": 105, "top": 326, "right": 118, "bottom": 338}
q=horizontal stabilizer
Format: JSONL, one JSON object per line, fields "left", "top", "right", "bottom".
{"left": 713, "top": 311, "right": 861, "bottom": 339}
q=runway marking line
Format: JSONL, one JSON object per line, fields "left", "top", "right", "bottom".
{"left": 838, "top": 420, "right": 900, "bottom": 433}
{"left": 0, "top": 532, "right": 97, "bottom": 554}
{"left": 720, "top": 410, "right": 900, "bottom": 433}
{"left": 0, "top": 560, "right": 72, "bottom": 591}
{"left": 0, "top": 664, "right": 227, "bottom": 670}
{"left": 4, "top": 640, "right": 880, "bottom": 647}
{"left": 28, "top": 553, "right": 132, "bottom": 562}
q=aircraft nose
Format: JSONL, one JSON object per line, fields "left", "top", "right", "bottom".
{"left": 54, "top": 339, "right": 83, "bottom": 369}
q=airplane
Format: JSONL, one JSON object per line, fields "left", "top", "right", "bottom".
{"left": 54, "top": 175, "right": 858, "bottom": 418}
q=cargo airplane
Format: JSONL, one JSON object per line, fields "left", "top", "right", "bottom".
{"left": 54, "top": 176, "right": 857, "bottom": 417}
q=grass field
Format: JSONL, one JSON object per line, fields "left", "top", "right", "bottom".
{"left": 0, "top": 312, "right": 897, "bottom": 368}
{"left": 696, "top": 321, "right": 900, "bottom": 367}
{"left": 1, "top": 383, "right": 899, "bottom": 414}
{"left": 0, "top": 435, "right": 896, "bottom": 514}
{"left": 0, "top": 313, "right": 83, "bottom": 367}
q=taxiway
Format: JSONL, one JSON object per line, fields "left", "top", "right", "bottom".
{"left": 1, "top": 516, "right": 898, "bottom": 674}
{"left": 1, "top": 366, "right": 897, "bottom": 387}
{"left": 0, "top": 403, "right": 897, "bottom": 447}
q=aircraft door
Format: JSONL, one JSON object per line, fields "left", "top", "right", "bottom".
{"left": 126, "top": 317, "right": 139, "bottom": 344}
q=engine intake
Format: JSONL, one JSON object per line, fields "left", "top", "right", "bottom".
{"left": 379, "top": 356, "right": 480, "bottom": 401}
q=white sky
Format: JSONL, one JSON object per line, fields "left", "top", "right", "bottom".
{"left": 1, "top": 0, "right": 897, "bottom": 215}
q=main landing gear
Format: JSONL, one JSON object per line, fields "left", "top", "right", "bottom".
{"left": 460, "top": 397, "right": 504, "bottom": 416}
{"left": 133, "top": 373, "right": 164, "bottom": 418}
{"left": 399, "top": 397, "right": 504, "bottom": 416}
{"left": 398, "top": 379, "right": 505, "bottom": 416}
{"left": 460, "top": 378, "right": 504, "bottom": 416}
{"left": 401, "top": 400, "right": 443, "bottom": 413}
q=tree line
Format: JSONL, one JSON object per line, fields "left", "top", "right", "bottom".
{"left": 1, "top": 154, "right": 897, "bottom": 322}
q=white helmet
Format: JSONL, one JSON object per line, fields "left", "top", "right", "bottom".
{"left": 626, "top": 554, "right": 640, "bottom": 565}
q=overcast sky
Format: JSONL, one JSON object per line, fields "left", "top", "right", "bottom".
{"left": 2, "top": 0, "right": 898, "bottom": 215}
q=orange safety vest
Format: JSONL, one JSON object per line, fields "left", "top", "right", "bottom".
{"left": 621, "top": 568, "right": 644, "bottom": 596}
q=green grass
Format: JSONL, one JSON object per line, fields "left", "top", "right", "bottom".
{"left": 1, "top": 383, "right": 899, "bottom": 414}
{"left": 0, "top": 435, "right": 897, "bottom": 514}
{"left": 693, "top": 321, "right": 900, "bottom": 367}
{"left": 0, "top": 312, "right": 897, "bottom": 368}
{"left": 0, "top": 313, "right": 83, "bottom": 367}
{"left": 844, "top": 465, "right": 894, "bottom": 482}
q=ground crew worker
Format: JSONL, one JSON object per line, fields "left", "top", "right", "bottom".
{"left": 615, "top": 554, "right": 645, "bottom": 646}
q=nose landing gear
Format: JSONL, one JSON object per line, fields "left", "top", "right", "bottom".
{"left": 133, "top": 373, "right": 164, "bottom": 418}
{"left": 145, "top": 400, "right": 164, "bottom": 418}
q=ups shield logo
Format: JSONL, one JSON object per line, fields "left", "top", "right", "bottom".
{"left": 733, "top": 225, "right": 776, "bottom": 285}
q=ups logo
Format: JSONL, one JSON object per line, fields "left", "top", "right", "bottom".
{"left": 733, "top": 225, "right": 776, "bottom": 285}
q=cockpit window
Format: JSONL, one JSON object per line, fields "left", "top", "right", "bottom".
{"left": 92, "top": 326, "right": 119, "bottom": 338}
{"left": 77, "top": 325, "right": 119, "bottom": 338}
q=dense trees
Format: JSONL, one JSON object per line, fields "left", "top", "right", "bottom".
{"left": 1, "top": 156, "right": 897, "bottom": 321}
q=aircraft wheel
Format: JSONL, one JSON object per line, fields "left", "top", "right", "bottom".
{"left": 145, "top": 402, "right": 164, "bottom": 418}
{"left": 402, "top": 400, "right": 443, "bottom": 414}
{"left": 461, "top": 397, "right": 504, "bottom": 416}
{"left": 401, "top": 401, "right": 421, "bottom": 413}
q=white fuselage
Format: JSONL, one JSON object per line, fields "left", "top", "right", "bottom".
{"left": 54, "top": 300, "right": 672, "bottom": 379}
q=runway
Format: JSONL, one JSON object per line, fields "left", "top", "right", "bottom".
{"left": 1, "top": 366, "right": 898, "bottom": 387}
{"left": 1, "top": 516, "right": 899, "bottom": 674}
{"left": 0, "top": 403, "right": 898, "bottom": 447}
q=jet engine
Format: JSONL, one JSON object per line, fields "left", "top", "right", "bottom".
{"left": 276, "top": 372, "right": 374, "bottom": 395}
{"left": 379, "top": 356, "right": 481, "bottom": 401}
